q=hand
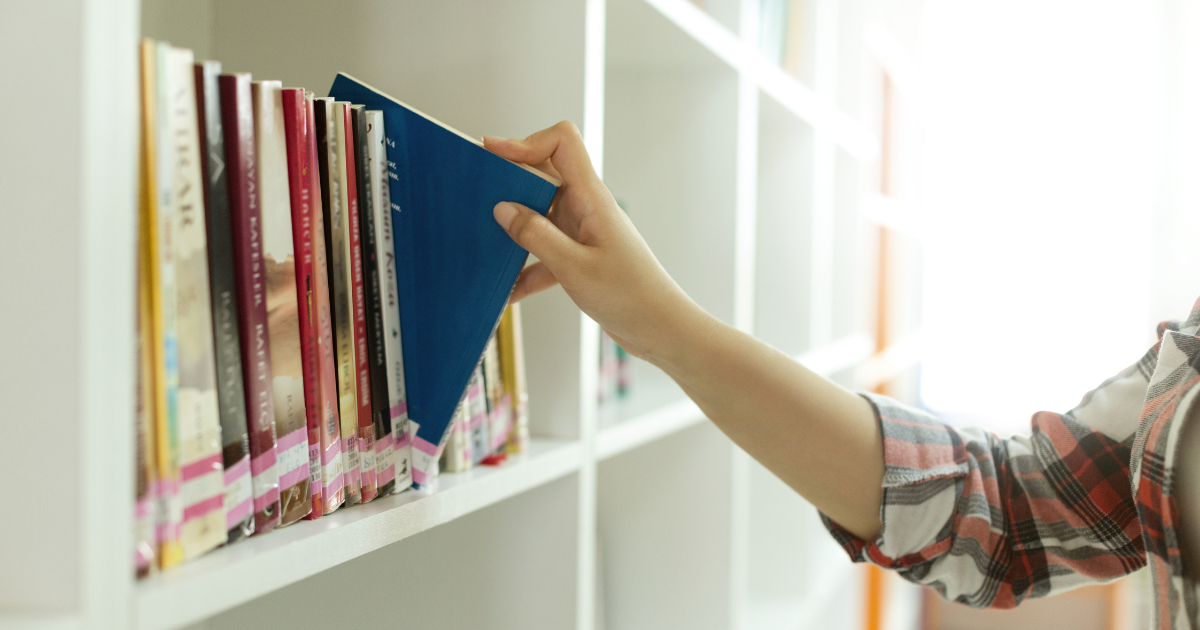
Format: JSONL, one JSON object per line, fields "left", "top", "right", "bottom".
{"left": 484, "top": 121, "right": 705, "bottom": 363}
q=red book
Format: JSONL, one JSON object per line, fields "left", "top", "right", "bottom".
{"left": 339, "top": 102, "right": 377, "bottom": 502}
{"left": 219, "top": 72, "right": 280, "bottom": 535}
{"left": 307, "top": 95, "right": 345, "bottom": 515}
{"left": 281, "top": 89, "right": 322, "bottom": 519}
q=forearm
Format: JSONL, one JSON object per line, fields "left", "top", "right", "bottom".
{"left": 649, "top": 302, "right": 885, "bottom": 540}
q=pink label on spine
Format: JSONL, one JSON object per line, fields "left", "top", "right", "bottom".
{"left": 253, "top": 487, "right": 280, "bottom": 513}
{"left": 136, "top": 496, "right": 154, "bottom": 520}
{"left": 322, "top": 436, "right": 343, "bottom": 463}
{"left": 390, "top": 402, "right": 407, "bottom": 418}
{"left": 224, "top": 456, "right": 251, "bottom": 486}
{"left": 277, "top": 426, "right": 308, "bottom": 450}
{"left": 323, "top": 472, "right": 344, "bottom": 497}
{"left": 413, "top": 436, "right": 438, "bottom": 456}
{"left": 250, "top": 447, "right": 277, "bottom": 476}
{"left": 412, "top": 468, "right": 429, "bottom": 485}
{"left": 156, "top": 521, "right": 182, "bottom": 542}
{"left": 225, "top": 496, "right": 251, "bottom": 529}
{"left": 183, "top": 494, "right": 224, "bottom": 521}
{"left": 181, "top": 453, "right": 223, "bottom": 481}
{"left": 279, "top": 464, "right": 309, "bottom": 490}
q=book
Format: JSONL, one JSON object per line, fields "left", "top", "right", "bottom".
{"left": 481, "top": 334, "right": 509, "bottom": 454}
{"left": 498, "top": 303, "right": 529, "bottom": 455}
{"left": 220, "top": 71, "right": 282, "bottom": 535}
{"left": 253, "top": 80, "right": 312, "bottom": 526}
{"left": 194, "top": 59, "right": 255, "bottom": 544}
{"left": 350, "top": 105, "right": 394, "bottom": 497}
{"left": 466, "top": 366, "right": 488, "bottom": 465}
{"left": 135, "top": 47, "right": 161, "bottom": 574}
{"left": 327, "top": 73, "right": 558, "bottom": 485}
{"left": 304, "top": 93, "right": 346, "bottom": 515}
{"left": 166, "top": 46, "right": 228, "bottom": 560}
{"left": 314, "top": 97, "right": 362, "bottom": 505}
{"left": 440, "top": 399, "right": 470, "bottom": 474}
{"left": 338, "top": 101, "right": 377, "bottom": 503}
{"left": 365, "top": 109, "right": 412, "bottom": 493}
{"left": 144, "top": 40, "right": 185, "bottom": 570}
{"left": 281, "top": 88, "right": 325, "bottom": 519}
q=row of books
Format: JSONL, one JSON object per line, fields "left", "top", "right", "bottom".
{"left": 134, "top": 40, "right": 530, "bottom": 577}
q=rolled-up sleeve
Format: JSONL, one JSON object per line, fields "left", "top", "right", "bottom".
{"left": 822, "top": 391, "right": 1146, "bottom": 609}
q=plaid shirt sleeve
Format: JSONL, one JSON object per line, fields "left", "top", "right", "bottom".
{"left": 821, "top": 342, "right": 1164, "bottom": 608}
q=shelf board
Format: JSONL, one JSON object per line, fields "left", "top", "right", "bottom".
{"left": 135, "top": 438, "right": 581, "bottom": 630}
{"left": 598, "top": 399, "right": 707, "bottom": 461}
{"left": 639, "top": 0, "right": 880, "bottom": 161}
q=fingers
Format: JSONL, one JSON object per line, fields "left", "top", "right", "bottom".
{"left": 483, "top": 121, "right": 595, "bottom": 185}
{"left": 510, "top": 262, "right": 559, "bottom": 303}
{"left": 494, "top": 201, "right": 584, "bottom": 270}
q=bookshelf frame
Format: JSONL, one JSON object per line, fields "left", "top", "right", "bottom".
{"left": 0, "top": 0, "right": 907, "bottom": 628}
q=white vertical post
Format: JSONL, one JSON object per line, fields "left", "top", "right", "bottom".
{"left": 810, "top": 0, "right": 838, "bottom": 349}
{"left": 729, "top": 1, "right": 761, "bottom": 628}
{"left": 577, "top": 1, "right": 606, "bottom": 629}
{"left": 81, "top": 0, "right": 139, "bottom": 628}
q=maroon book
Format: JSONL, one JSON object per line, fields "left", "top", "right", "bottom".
{"left": 339, "top": 102, "right": 377, "bottom": 503}
{"left": 219, "top": 72, "right": 280, "bottom": 535}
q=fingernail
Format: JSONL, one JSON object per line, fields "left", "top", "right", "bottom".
{"left": 494, "top": 202, "right": 518, "bottom": 230}
{"left": 482, "top": 135, "right": 506, "bottom": 145}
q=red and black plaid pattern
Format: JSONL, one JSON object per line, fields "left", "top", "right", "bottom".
{"left": 822, "top": 297, "right": 1200, "bottom": 628}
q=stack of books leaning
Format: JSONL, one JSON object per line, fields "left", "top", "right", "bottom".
{"left": 134, "top": 39, "right": 535, "bottom": 577}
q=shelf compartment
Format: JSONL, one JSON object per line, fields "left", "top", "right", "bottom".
{"left": 135, "top": 438, "right": 580, "bottom": 630}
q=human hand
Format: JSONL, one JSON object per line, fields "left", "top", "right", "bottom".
{"left": 484, "top": 121, "right": 704, "bottom": 363}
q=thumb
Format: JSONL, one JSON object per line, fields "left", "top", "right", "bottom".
{"left": 494, "top": 201, "right": 583, "bottom": 269}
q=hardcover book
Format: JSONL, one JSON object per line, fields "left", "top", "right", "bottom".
{"left": 314, "top": 97, "right": 361, "bottom": 505}
{"left": 253, "top": 80, "right": 312, "bottom": 526}
{"left": 482, "top": 334, "right": 510, "bottom": 454}
{"left": 498, "top": 303, "right": 530, "bottom": 455}
{"left": 338, "top": 101, "right": 377, "bottom": 503}
{"left": 144, "top": 40, "right": 184, "bottom": 569}
{"left": 466, "top": 366, "right": 488, "bottom": 466}
{"left": 365, "top": 109, "right": 412, "bottom": 493}
{"left": 350, "top": 105, "right": 394, "bottom": 497}
{"left": 167, "top": 46, "right": 227, "bottom": 560}
{"left": 194, "top": 59, "right": 254, "bottom": 544}
{"left": 304, "top": 93, "right": 346, "bottom": 515}
{"left": 441, "top": 400, "right": 470, "bottom": 474}
{"left": 327, "top": 74, "right": 558, "bottom": 485}
{"left": 220, "top": 71, "right": 281, "bottom": 535}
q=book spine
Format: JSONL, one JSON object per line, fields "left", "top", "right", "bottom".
{"left": 220, "top": 72, "right": 281, "bottom": 535}
{"left": 148, "top": 41, "right": 185, "bottom": 569}
{"left": 482, "top": 335, "right": 509, "bottom": 454}
{"left": 441, "top": 400, "right": 470, "bottom": 474}
{"left": 499, "top": 304, "right": 530, "bottom": 455}
{"left": 315, "top": 97, "right": 361, "bottom": 505}
{"left": 351, "top": 106, "right": 394, "bottom": 497}
{"left": 281, "top": 88, "right": 322, "bottom": 520}
{"left": 167, "top": 47, "right": 227, "bottom": 560}
{"left": 135, "top": 51, "right": 161, "bottom": 574}
{"left": 466, "top": 367, "right": 488, "bottom": 465}
{"left": 194, "top": 59, "right": 254, "bottom": 544}
{"left": 366, "top": 110, "right": 411, "bottom": 493}
{"left": 253, "top": 80, "right": 311, "bottom": 527}
{"left": 339, "top": 102, "right": 377, "bottom": 503}
{"left": 306, "top": 94, "right": 345, "bottom": 515}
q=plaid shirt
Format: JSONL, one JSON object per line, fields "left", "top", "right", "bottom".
{"left": 822, "top": 298, "right": 1200, "bottom": 629}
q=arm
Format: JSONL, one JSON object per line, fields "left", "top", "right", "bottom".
{"left": 484, "top": 122, "right": 884, "bottom": 539}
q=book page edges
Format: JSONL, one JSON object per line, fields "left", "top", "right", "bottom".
{"left": 333, "top": 73, "right": 563, "bottom": 189}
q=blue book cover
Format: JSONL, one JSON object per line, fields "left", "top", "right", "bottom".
{"left": 328, "top": 73, "right": 558, "bottom": 486}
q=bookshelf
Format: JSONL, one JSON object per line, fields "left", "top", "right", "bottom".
{"left": 0, "top": 0, "right": 886, "bottom": 628}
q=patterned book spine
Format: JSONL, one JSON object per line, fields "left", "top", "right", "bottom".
{"left": 338, "top": 102, "right": 377, "bottom": 502}
{"left": 281, "top": 88, "right": 323, "bottom": 520}
{"left": 307, "top": 93, "right": 345, "bottom": 514}
{"left": 482, "top": 335, "right": 509, "bottom": 454}
{"left": 220, "top": 72, "right": 281, "bottom": 535}
{"left": 194, "top": 59, "right": 254, "bottom": 544}
{"left": 466, "top": 367, "right": 487, "bottom": 465}
{"left": 253, "top": 80, "right": 311, "bottom": 527}
{"left": 366, "top": 110, "right": 411, "bottom": 493}
{"left": 315, "top": 97, "right": 361, "bottom": 505}
{"left": 351, "top": 106, "right": 394, "bottom": 497}
{"left": 147, "top": 40, "right": 184, "bottom": 569}
{"left": 167, "top": 47, "right": 227, "bottom": 560}
{"left": 135, "top": 56, "right": 160, "bottom": 573}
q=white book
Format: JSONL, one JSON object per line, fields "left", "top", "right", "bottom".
{"left": 366, "top": 110, "right": 412, "bottom": 492}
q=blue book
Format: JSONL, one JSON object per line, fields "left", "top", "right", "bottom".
{"left": 328, "top": 73, "right": 559, "bottom": 486}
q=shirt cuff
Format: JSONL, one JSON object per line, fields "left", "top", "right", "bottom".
{"left": 820, "top": 392, "right": 968, "bottom": 569}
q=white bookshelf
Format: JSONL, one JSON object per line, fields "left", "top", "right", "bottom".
{"left": 0, "top": 0, "right": 886, "bottom": 628}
